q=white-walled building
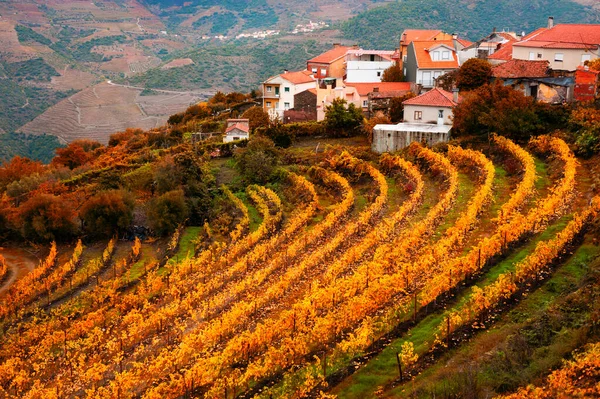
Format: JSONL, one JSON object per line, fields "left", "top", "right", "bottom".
{"left": 262, "top": 70, "right": 316, "bottom": 119}
{"left": 223, "top": 119, "right": 250, "bottom": 143}
{"left": 345, "top": 49, "right": 395, "bottom": 83}
{"left": 404, "top": 41, "right": 461, "bottom": 90}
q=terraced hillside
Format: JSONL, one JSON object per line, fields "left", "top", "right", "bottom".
{"left": 17, "top": 82, "right": 209, "bottom": 144}
{"left": 0, "top": 136, "right": 598, "bottom": 398}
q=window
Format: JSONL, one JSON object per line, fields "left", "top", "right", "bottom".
{"left": 362, "top": 100, "right": 368, "bottom": 107}
{"left": 529, "top": 52, "right": 535, "bottom": 60}
{"left": 233, "top": 137, "right": 240, "bottom": 141}
{"left": 266, "top": 86, "right": 272, "bottom": 92}
{"left": 442, "top": 51, "right": 450, "bottom": 60}
{"left": 284, "top": 102, "right": 290, "bottom": 109}
{"left": 554, "top": 53, "right": 564, "bottom": 62}
{"left": 432, "top": 51, "right": 440, "bottom": 61}
{"left": 537, "top": 53, "right": 543, "bottom": 59}
{"left": 370, "top": 54, "right": 375, "bottom": 61}
{"left": 275, "top": 102, "right": 279, "bottom": 109}
{"left": 414, "top": 111, "right": 423, "bottom": 120}
{"left": 266, "top": 101, "right": 272, "bottom": 107}
{"left": 284, "top": 87, "right": 290, "bottom": 93}
{"left": 320, "top": 68, "right": 327, "bottom": 76}
{"left": 377, "top": 71, "right": 382, "bottom": 77}
{"left": 582, "top": 54, "right": 592, "bottom": 63}
{"left": 311, "top": 67, "right": 317, "bottom": 73}
{"left": 438, "top": 110, "right": 444, "bottom": 118}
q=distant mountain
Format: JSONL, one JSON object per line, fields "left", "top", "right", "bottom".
{"left": 340, "top": 0, "right": 600, "bottom": 49}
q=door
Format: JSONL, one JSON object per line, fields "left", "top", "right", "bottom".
{"left": 422, "top": 71, "right": 432, "bottom": 87}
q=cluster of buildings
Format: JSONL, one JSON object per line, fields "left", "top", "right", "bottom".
{"left": 259, "top": 18, "right": 600, "bottom": 152}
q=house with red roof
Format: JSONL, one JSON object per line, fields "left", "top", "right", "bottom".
{"left": 512, "top": 18, "right": 600, "bottom": 71}
{"left": 371, "top": 88, "right": 458, "bottom": 153}
{"left": 459, "top": 29, "right": 518, "bottom": 64}
{"left": 345, "top": 49, "right": 395, "bottom": 83}
{"left": 404, "top": 40, "right": 460, "bottom": 89}
{"left": 307, "top": 44, "right": 354, "bottom": 79}
{"left": 223, "top": 119, "right": 250, "bottom": 143}
{"left": 262, "top": 70, "right": 317, "bottom": 119}
{"left": 398, "top": 29, "right": 454, "bottom": 70}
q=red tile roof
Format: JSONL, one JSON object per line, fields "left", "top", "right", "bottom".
{"left": 488, "top": 41, "right": 514, "bottom": 61}
{"left": 345, "top": 82, "right": 413, "bottom": 96}
{"left": 412, "top": 40, "right": 460, "bottom": 69}
{"left": 225, "top": 123, "right": 249, "bottom": 134}
{"left": 492, "top": 59, "right": 549, "bottom": 78}
{"left": 280, "top": 70, "right": 315, "bottom": 85}
{"left": 455, "top": 38, "right": 474, "bottom": 48}
{"left": 308, "top": 46, "right": 352, "bottom": 64}
{"left": 401, "top": 29, "right": 443, "bottom": 44}
{"left": 514, "top": 24, "right": 600, "bottom": 49}
{"left": 402, "top": 87, "right": 458, "bottom": 107}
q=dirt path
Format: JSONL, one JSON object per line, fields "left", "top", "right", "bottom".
{"left": 0, "top": 248, "right": 39, "bottom": 295}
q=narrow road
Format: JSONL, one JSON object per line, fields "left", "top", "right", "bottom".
{"left": 106, "top": 80, "right": 214, "bottom": 97}
{"left": 0, "top": 248, "right": 39, "bottom": 295}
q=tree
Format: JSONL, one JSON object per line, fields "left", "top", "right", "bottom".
{"left": 79, "top": 190, "right": 135, "bottom": 238}
{"left": 456, "top": 58, "right": 493, "bottom": 91}
{"left": 381, "top": 63, "right": 404, "bottom": 82}
{"left": 234, "top": 136, "right": 280, "bottom": 184}
{"left": 52, "top": 140, "right": 102, "bottom": 169}
{"left": 0, "top": 156, "right": 45, "bottom": 192}
{"left": 242, "top": 106, "right": 270, "bottom": 132}
{"left": 324, "top": 98, "right": 365, "bottom": 137}
{"left": 452, "top": 82, "right": 543, "bottom": 139}
{"left": 388, "top": 92, "right": 417, "bottom": 122}
{"left": 363, "top": 111, "right": 391, "bottom": 143}
{"left": 146, "top": 190, "right": 188, "bottom": 236}
{"left": 585, "top": 58, "right": 600, "bottom": 71}
{"left": 19, "top": 194, "right": 75, "bottom": 242}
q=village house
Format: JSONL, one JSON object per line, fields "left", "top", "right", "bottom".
{"left": 223, "top": 119, "right": 250, "bottom": 143}
{"left": 512, "top": 18, "right": 600, "bottom": 72}
{"left": 345, "top": 49, "right": 395, "bottom": 83}
{"left": 404, "top": 40, "right": 461, "bottom": 90}
{"left": 371, "top": 87, "right": 459, "bottom": 153}
{"left": 398, "top": 30, "right": 454, "bottom": 71}
{"left": 306, "top": 44, "right": 353, "bottom": 79}
{"left": 458, "top": 29, "right": 518, "bottom": 64}
{"left": 262, "top": 70, "right": 316, "bottom": 119}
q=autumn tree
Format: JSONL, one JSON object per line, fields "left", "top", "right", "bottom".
{"left": 452, "top": 82, "right": 543, "bottom": 139}
{"left": 363, "top": 111, "right": 391, "bottom": 142}
{"left": 585, "top": 58, "right": 600, "bottom": 71}
{"left": 381, "top": 63, "right": 404, "bottom": 82}
{"left": 234, "top": 136, "right": 280, "bottom": 184}
{"left": 52, "top": 140, "right": 102, "bottom": 169}
{"left": 456, "top": 58, "right": 493, "bottom": 91}
{"left": 242, "top": 106, "right": 270, "bottom": 132}
{"left": 108, "top": 128, "right": 144, "bottom": 147}
{"left": 0, "top": 156, "right": 45, "bottom": 192}
{"left": 389, "top": 92, "right": 417, "bottom": 122}
{"left": 19, "top": 193, "right": 75, "bottom": 242}
{"left": 146, "top": 189, "right": 189, "bottom": 236}
{"left": 568, "top": 102, "right": 600, "bottom": 157}
{"left": 79, "top": 190, "right": 135, "bottom": 238}
{"left": 324, "top": 98, "right": 365, "bottom": 137}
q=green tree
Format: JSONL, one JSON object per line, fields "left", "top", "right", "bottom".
{"left": 381, "top": 63, "right": 404, "bottom": 82}
{"left": 146, "top": 189, "right": 188, "bottom": 236}
{"left": 234, "top": 136, "right": 280, "bottom": 184}
{"left": 79, "top": 190, "right": 135, "bottom": 238}
{"left": 19, "top": 194, "right": 75, "bottom": 242}
{"left": 324, "top": 98, "right": 365, "bottom": 137}
{"left": 456, "top": 58, "right": 493, "bottom": 91}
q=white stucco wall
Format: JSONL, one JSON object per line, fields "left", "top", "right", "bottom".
{"left": 345, "top": 60, "right": 393, "bottom": 82}
{"left": 403, "top": 104, "right": 453, "bottom": 124}
{"left": 512, "top": 46, "right": 597, "bottom": 71}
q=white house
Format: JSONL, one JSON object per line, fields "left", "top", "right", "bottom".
{"left": 371, "top": 88, "right": 459, "bottom": 153}
{"left": 404, "top": 40, "right": 461, "bottom": 90}
{"left": 223, "top": 119, "right": 250, "bottom": 143}
{"left": 345, "top": 49, "right": 395, "bottom": 83}
{"left": 262, "top": 70, "right": 317, "bottom": 119}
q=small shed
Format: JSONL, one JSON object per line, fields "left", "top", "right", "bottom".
{"left": 224, "top": 119, "right": 250, "bottom": 143}
{"left": 372, "top": 123, "right": 451, "bottom": 153}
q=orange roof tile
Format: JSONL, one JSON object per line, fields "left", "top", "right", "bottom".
{"left": 488, "top": 41, "right": 514, "bottom": 61}
{"left": 492, "top": 59, "right": 549, "bottom": 78}
{"left": 225, "top": 123, "right": 249, "bottom": 134}
{"left": 345, "top": 82, "right": 413, "bottom": 96}
{"left": 308, "top": 46, "right": 352, "bottom": 64}
{"left": 280, "top": 70, "right": 315, "bottom": 85}
{"left": 514, "top": 24, "right": 600, "bottom": 49}
{"left": 455, "top": 38, "right": 474, "bottom": 47}
{"left": 401, "top": 29, "right": 443, "bottom": 44}
{"left": 402, "top": 88, "right": 458, "bottom": 107}
{"left": 412, "top": 40, "right": 460, "bottom": 69}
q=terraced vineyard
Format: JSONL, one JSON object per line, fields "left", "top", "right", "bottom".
{"left": 0, "top": 136, "right": 598, "bottom": 399}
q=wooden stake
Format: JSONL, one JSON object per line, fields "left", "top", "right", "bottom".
{"left": 396, "top": 352, "right": 403, "bottom": 382}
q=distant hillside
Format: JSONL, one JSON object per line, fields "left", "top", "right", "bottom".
{"left": 341, "top": 0, "right": 600, "bottom": 49}
{"left": 0, "top": 132, "right": 63, "bottom": 164}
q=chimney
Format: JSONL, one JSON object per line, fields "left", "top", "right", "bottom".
{"left": 452, "top": 88, "right": 459, "bottom": 104}
{"left": 548, "top": 16, "right": 554, "bottom": 29}
{"left": 452, "top": 33, "right": 458, "bottom": 40}
{"left": 493, "top": 27, "right": 496, "bottom": 33}
{"left": 284, "top": 69, "right": 288, "bottom": 74}
{"left": 333, "top": 43, "right": 341, "bottom": 48}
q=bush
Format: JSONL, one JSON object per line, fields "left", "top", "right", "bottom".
{"left": 79, "top": 190, "right": 135, "bottom": 238}
{"left": 381, "top": 63, "right": 404, "bottom": 82}
{"left": 234, "top": 136, "right": 280, "bottom": 184}
{"left": 324, "top": 98, "right": 364, "bottom": 137}
{"left": 19, "top": 194, "right": 75, "bottom": 242}
{"left": 146, "top": 189, "right": 188, "bottom": 236}
{"left": 456, "top": 58, "right": 492, "bottom": 91}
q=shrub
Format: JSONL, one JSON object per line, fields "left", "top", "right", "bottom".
{"left": 456, "top": 58, "right": 492, "bottom": 91}
{"left": 19, "top": 194, "right": 75, "bottom": 242}
{"left": 324, "top": 98, "right": 364, "bottom": 137}
{"left": 146, "top": 189, "right": 188, "bottom": 236}
{"left": 79, "top": 190, "right": 135, "bottom": 238}
{"left": 234, "top": 136, "right": 280, "bottom": 184}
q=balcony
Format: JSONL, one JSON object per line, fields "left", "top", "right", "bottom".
{"left": 262, "top": 93, "right": 280, "bottom": 99}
